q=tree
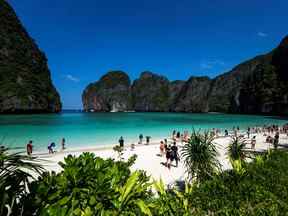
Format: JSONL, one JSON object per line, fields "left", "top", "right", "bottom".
{"left": 181, "top": 130, "right": 221, "bottom": 183}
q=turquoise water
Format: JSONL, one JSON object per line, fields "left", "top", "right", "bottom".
{"left": 0, "top": 112, "right": 286, "bottom": 152}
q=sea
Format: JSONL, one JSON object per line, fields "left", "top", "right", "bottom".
{"left": 0, "top": 112, "right": 286, "bottom": 152}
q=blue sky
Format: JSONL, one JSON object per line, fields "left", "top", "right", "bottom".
{"left": 8, "top": 0, "right": 288, "bottom": 109}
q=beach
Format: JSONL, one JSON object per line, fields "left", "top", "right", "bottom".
{"left": 36, "top": 132, "right": 288, "bottom": 185}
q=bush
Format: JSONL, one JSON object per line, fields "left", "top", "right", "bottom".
{"left": 22, "top": 152, "right": 152, "bottom": 216}
{"left": 5, "top": 149, "right": 288, "bottom": 215}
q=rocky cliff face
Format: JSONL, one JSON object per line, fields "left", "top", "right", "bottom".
{"left": 0, "top": 0, "right": 61, "bottom": 113}
{"left": 238, "top": 36, "right": 288, "bottom": 114}
{"left": 208, "top": 54, "right": 272, "bottom": 112}
{"left": 82, "top": 71, "right": 131, "bottom": 112}
{"left": 172, "top": 77, "right": 211, "bottom": 112}
{"left": 131, "top": 72, "right": 170, "bottom": 111}
{"left": 83, "top": 35, "right": 288, "bottom": 114}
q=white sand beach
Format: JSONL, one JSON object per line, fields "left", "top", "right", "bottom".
{"left": 36, "top": 133, "right": 288, "bottom": 185}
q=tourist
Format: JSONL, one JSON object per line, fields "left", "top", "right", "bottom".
{"left": 139, "top": 134, "right": 143, "bottom": 144}
{"left": 224, "top": 129, "right": 229, "bottom": 136}
{"left": 172, "top": 130, "right": 176, "bottom": 138}
{"left": 119, "top": 136, "right": 124, "bottom": 148}
{"left": 176, "top": 131, "right": 180, "bottom": 139}
{"left": 266, "top": 136, "right": 273, "bottom": 143}
{"left": 26, "top": 140, "right": 33, "bottom": 155}
{"left": 146, "top": 136, "right": 151, "bottom": 145}
{"left": 48, "top": 142, "right": 56, "bottom": 154}
{"left": 247, "top": 127, "right": 250, "bottom": 138}
{"left": 130, "top": 143, "right": 135, "bottom": 151}
{"left": 180, "top": 134, "right": 184, "bottom": 144}
{"left": 61, "top": 138, "right": 66, "bottom": 150}
{"left": 165, "top": 145, "right": 172, "bottom": 169}
{"left": 251, "top": 136, "right": 256, "bottom": 149}
{"left": 171, "top": 142, "right": 179, "bottom": 167}
{"left": 160, "top": 141, "right": 165, "bottom": 157}
{"left": 164, "top": 139, "right": 168, "bottom": 152}
{"left": 274, "top": 132, "right": 279, "bottom": 149}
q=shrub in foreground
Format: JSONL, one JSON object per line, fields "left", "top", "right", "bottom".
{"left": 22, "top": 153, "right": 152, "bottom": 215}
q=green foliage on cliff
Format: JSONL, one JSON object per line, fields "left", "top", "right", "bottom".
{"left": 0, "top": 0, "right": 61, "bottom": 113}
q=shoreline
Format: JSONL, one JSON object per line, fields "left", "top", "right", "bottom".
{"left": 31, "top": 132, "right": 288, "bottom": 184}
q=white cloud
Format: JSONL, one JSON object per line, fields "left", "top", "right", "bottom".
{"left": 200, "top": 60, "right": 225, "bottom": 70}
{"left": 257, "top": 32, "right": 268, "bottom": 37}
{"left": 65, "top": 74, "right": 80, "bottom": 82}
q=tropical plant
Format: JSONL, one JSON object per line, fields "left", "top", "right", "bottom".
{"left": 0, "top": 146, "right": 44, "bottom": 216}
{"left": 227, "top": 136, "right": 248, "bottom": 162}
{"left": 182, "top": 150, "right": 288, "bottom": 215}
{"left": 152, "top": 179, "right": 196, "bottom": 216}
{"left": 22, "top": 152, "right": 152, "bottom": 215}
{"left": 181, "top": 130, "right": 221, "bottom": 183}
{"left": 113, "top": 144, "right": 124, "bottom": 160}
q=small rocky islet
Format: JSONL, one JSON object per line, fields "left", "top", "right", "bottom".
{"left": 0, "top": 0, "right": 288, "bottom": 115}
{"left": 82, "top": 35, "right": 288, "bottom": 115}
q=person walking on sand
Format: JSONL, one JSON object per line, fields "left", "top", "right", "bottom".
{"left": 274, "top": 132, "right": 279, "bottom": 149}
{"left": 146, "top": 136, "right": 150, "bottom": 145}
{"left": 251, "top": 136, "right": 256, "bottom": 149}
{"left": 138, "top": 134, "right": 143, "bottom": 144}
{"left": 61, "top": 138, "right": 66, "bottom": 150}
{"left": 171, "top": 142, "right": 179, "bottom": 167}
{"left": 26, "top": 140, "right": 33, "bottom": 155}
{"left": 160, "top": 141, "right": 165, "bottom": 157}
{"left": 165, "top": 145, "right": 172, "bottom": 170}
{"left": 119, "top": 136, "right": 124, "bottom": 148}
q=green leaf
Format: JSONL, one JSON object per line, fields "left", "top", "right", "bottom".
{"left": 135, "top": 199, "right": 152, "bottom": 216}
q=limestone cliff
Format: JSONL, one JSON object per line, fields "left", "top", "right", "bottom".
{"left": 173, "top": 77, "right": 211, "bottom": 112}
{"left": 82, "top": 35, "right": 288, "bottom": 115}
{"left": 0, "top": 0, "right": 61, "bottom": 113}
{"left": 131, "top": 72, "right": 170, "bottom": 111}
{"left": 82, "top": 71, "right": 131, "bottom": 112}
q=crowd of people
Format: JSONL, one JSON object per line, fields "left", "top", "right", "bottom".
{"left": 26, "top": 123, "right": 288, "bottom": 159}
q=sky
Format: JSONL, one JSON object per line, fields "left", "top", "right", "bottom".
{"left": 8, "top": 0, "right": 288, "bottom": 109}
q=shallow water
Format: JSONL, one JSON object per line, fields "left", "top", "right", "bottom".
{"left": 0, "top": 112, "right": 286, "bottom": 152}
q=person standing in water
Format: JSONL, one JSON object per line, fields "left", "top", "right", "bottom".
{"left": 61, "top": 138, "right": 66, "bottom": 150}
{"left": 26, "top": 140, "right": 33, "bottom": 155}
{"left": 119, "top": 136, "right": 124, "bottom": 148}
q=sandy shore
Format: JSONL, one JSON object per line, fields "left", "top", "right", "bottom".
{"left": 36, "top": 133, "right": 288, "bottom": 185}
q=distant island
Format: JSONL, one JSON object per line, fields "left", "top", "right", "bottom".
{"left": 83, "top": 35, "right": 288, "bottom": 115}
{"left": 0, "top": 0, "right": 287, "bottom": 115}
